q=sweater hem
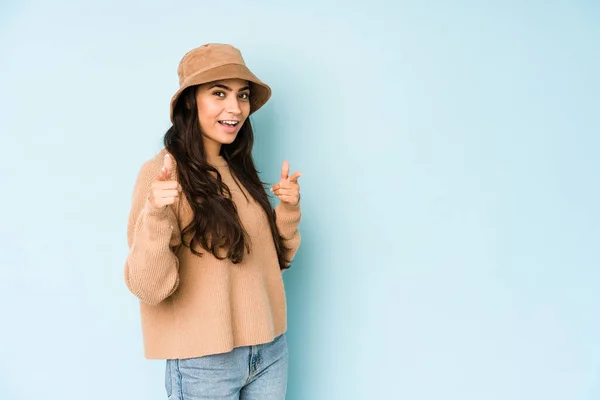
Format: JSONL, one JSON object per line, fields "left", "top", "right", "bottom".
{"left": 142, "top": 328, "right": 288, "bottom": 360}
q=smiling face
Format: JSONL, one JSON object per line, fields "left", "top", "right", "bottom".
{"left": 194, "top": 78, "right": 251, "bottom": 156}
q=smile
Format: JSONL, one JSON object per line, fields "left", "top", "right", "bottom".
{"left": 218, "top": 120, "right": 239, "bottom": 127}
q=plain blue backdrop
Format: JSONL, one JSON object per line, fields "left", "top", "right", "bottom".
{"left": 1, "top": 1, "right": 598, "bottom": 399}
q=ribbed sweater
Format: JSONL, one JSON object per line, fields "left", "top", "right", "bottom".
{"left": 124, "top": 148, "right": 301, "bottom": 359}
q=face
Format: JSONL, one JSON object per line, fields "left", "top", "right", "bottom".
{"left": 194, "top": 78, "right": 251, "bottom": 151}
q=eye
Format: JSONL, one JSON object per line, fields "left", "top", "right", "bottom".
{"left": 239, "top": 92, "right": 250, "bottom": 100}
{"left": 212, "top": 91, "right": 225, "bottom": 98}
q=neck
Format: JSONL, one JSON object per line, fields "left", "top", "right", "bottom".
{"left": 204, "top": 142, "right": 221, "bottom": 158}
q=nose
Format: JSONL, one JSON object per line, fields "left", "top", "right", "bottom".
{"left": 225, "top": 96, "right": 242, "bottom": 116}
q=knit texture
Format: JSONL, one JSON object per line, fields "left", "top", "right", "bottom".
{"left": 124, "top": 148, "right": 301, "bottom": 359}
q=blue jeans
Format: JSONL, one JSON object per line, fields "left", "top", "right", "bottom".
{"left": 165, "top": 333, "right": 288, "bottom": 399}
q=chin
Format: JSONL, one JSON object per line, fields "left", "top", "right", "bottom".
{"left": 219, "top": 134, "right": 238, "bottom": 144}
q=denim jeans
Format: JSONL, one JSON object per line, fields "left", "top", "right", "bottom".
{"left": 165, "top": 333, "right": 288, "bottom": 399}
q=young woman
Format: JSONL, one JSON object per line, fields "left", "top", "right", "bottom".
{"left": 124, "top": 43, "right": 302, "bottom": 400}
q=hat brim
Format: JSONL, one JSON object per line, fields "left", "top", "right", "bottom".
{"left": 169, "top": 63, "right": 271, "bottom": 123}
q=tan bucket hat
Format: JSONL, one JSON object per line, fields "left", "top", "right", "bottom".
{"left": 169, "top": 43, "right": 272, "bottom": 123}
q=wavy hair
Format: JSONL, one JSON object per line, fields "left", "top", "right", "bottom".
{"left": 163, "top": 85, "right": 291, "bottom": 270}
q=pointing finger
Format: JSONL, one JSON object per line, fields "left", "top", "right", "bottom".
{"left": 164, "top": 154, "right": 173, "bottom": 174}
{"left": 156, "top": 154, "right": 172, "bottom": 182}
{"left": 281, "top": 160, "right": 289, "bottom": 180}
{"left": 156, "top": 167, "right": 168, "bottom": 182}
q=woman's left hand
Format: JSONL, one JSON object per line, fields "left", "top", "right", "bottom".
{"left": 270, "top": 160, "right": 302, "bottom": 206}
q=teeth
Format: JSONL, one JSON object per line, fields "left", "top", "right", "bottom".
{"left": 221, "top": 120, "right": 238, "bottom": 126}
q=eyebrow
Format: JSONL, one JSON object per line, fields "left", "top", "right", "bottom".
{"left": 209, "top": 84, "right": 251, "bottom": 92}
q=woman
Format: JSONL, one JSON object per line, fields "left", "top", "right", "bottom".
{"left": 124, "top": 43, "right": 302, "bottom": 400}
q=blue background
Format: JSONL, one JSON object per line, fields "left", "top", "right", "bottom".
{"left": 1, "top": 1, "right": 598, "bottom": 399}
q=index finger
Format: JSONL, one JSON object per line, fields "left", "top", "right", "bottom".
{"left": 164, "top": 154, "right": 173, "bottom": 174}
{"left": 281, "top": 160, "right": 290, "bottom": 181}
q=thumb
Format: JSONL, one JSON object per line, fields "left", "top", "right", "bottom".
{"left": 280, "top": 160, "right": 289, "bottom": 181}
{"left": 289, "top": 171, "right": 302, "bottom": 183}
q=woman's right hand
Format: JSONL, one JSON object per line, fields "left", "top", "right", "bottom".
{"left": 148, "top": 154, "right": 182, "bottom": 210}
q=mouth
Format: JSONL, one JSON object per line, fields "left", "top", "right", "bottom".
{"left": 218, "top": 120, "right": 240, "bottom": 127}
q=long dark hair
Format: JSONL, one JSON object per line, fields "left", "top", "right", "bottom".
{"left": 163, "top": 85, "right": 292, "bottom": 270}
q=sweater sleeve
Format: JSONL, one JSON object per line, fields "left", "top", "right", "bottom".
{"left": 274, "top": 200, "right": 302, "bottom": 263}
{"left": 124, "top": 160, "right": 181, "bottom": 305}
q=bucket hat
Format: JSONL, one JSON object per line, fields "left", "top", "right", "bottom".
{"left": 170, "top": 43, "right": 272, "bottom": 123}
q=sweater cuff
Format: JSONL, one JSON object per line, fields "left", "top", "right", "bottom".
{"left": 276, "top": 200, "right": 301, "bottom": 227}
{"left": 278, "top": 199, "right": 301, "bottom": 213}
{"left": 143, "top": 199, "right": 173, "bottom": 219}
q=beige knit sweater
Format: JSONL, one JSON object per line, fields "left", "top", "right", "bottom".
{"left": 124, "top": 148, "right": 301, "bottom": 359}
